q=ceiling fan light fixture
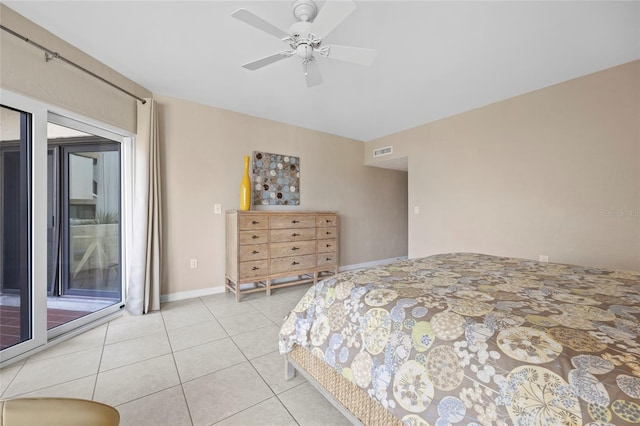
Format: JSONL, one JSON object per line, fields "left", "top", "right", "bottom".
{"left": 296, "top": 44, "right": 313, "bottom": 59}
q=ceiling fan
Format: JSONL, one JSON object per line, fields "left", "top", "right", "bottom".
{"left": 231, "top": 0, "right": 377, "bottom": 87}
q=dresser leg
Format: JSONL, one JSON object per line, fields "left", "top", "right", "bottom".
{"left": 266, "top": 278, "right": 271, "bottom": 296}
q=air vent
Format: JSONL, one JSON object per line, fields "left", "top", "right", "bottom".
{"left": 373, "top": 146, "right": 393, "bottom": 157}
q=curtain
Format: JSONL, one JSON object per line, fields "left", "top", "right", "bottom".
{"left": 127, "top": 98, "right": 162, "bottom": 314}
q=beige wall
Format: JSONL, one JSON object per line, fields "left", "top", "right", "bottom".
{"left": 0, "top": 4, "right": 150, "bottom": 132}
{"left": 367, "top": 60, "right": 640, "bottom": 271}
{"left": 157, "top": 94, "right": 408, "bottom": 296}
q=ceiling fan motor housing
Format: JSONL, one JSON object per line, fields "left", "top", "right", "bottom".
{"left": 288, "top": 21, "right": 321, "bottom": 61}
{"left": 289, "top": 21, "right": 313, "bottom": 38}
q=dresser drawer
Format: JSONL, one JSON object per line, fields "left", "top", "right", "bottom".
{"left": 239, "top": 230, "right": 268, "bottom": 245}
{"left": 317, "top": 253, "right": 337, "bottom": 268}
{"left": 270, "top": 227, "right": 316, "bottom": 242}
{"left": 270, "top": 240, "right": 315, "bottom": 259}
{"left": 271, "top": 254, "right": 315, "bottom": 275}
{"left": 239, "top": 260, "right": 268, "bottom": 279}
{"left": 239, "top": 244, "right": 268, "bottom": 261}
{"left": 270, "top": 215, "right": 316, "bottom": 229}
{"left": 318, "top": 239, "right": 337, "bottom": 254}
{"left": 316, "top": 214, "right": 337, "bottom": 227}
{"left": 238, "top": 215, "right": 268, "bottom": 230}
{"left": 317, "top": 226, "right": 337, "bottom": 240}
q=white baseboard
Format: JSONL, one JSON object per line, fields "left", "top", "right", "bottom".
{"left": 160, "top": 256, "right": 408, "bottom": 303}
{"left": 338, "top": 256, "right": 407, "bottom": 272}
{"left": 160, "top": 286, "right": 226, "bottom": 303}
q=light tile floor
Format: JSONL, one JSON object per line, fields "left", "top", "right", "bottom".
{"left": 0, "top": 285, "right": 352, "bottom": 426}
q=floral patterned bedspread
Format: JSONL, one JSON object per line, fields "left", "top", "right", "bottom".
{"left": 278, "top": 253, "right": 640, "bottom": 425}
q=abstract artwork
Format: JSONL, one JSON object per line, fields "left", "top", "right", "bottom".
{"left": 252, "top": 151, "right": 300, "bottom": 205}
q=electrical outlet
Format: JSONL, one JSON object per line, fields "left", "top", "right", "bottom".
{"left": 190, "top": 258, "right": 198, "bottom": 269}
{"left": 414, "top": 206, "right": 420, "bottom": 214}
{"left": 214, "top": 203, "right": 222, "bottom": 214}
{"left": 538, "top": 255, "right": 549, "bottom": 262}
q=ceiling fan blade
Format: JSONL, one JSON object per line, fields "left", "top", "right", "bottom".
{"left": 305, "top": 60, "right": 323, "bottom": 87}
{"left": 310, "top": 0, "right": 356, "bottom": 38}
{"left": 323, "top": 44, "right": 377, "bottom": 66}
{"left": 242, "top": 52, "right": 291, "bottom": 71}
{"left": 231, "top": 9, "right": 290, "bottom": 40}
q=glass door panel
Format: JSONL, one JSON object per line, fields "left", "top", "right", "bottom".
{"left": 0, "top": 105, "right": 32, "bottom": 351}
{"left": 46, "top": 122, "right": 122, "bottom": 331}
{"left": 65, "top": 147, "right": 121, "bottom": 298}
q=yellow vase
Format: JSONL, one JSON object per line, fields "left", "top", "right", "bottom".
{"left": 239, "top": 156, "right": 251, "bottom": 211}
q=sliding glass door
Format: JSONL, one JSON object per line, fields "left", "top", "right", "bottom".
{"left": 2, "top": 92, "right": 129, "bottom": 364}
{"left": 0, "top": 105, "right": 37, "bottom": 353}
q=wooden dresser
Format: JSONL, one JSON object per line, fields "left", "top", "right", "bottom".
{"left": 225, "top": 211, "right": 338, "bottom": 301}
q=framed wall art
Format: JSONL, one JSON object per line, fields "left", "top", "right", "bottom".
{"left": 252, "top": 151, "right": 300, "bottom": 206}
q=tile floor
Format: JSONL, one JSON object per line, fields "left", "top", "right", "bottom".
{"left": 0, "top": 285, "right": 352, "bottom": 426}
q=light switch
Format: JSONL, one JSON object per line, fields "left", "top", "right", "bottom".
{"left": 414, "top": 206, "right": 420, "bottom": 214}
{"left": 214, "top": 203, "right": 222, "bottom": 214}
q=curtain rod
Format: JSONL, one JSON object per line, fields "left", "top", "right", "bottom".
{"left": 1, "top": 24, "right": 147, "bottom": 104}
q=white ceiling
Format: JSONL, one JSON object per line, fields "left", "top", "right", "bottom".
{"left": 4, "top": 1, "right": 640, "bottom": 142}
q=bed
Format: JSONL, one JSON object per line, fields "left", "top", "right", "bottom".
{"left": 279, "top": 253, "right": 640, "bottom": 425}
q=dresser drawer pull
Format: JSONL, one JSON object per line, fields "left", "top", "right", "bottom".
{"left": 291, "top": 261, "right": 300, "bottom": 266}
{"left": 252, "top": 266, "right": 260, "bottom": 270}
{"left": 292, "top": 220, "right": 299, "bottom": 224}
{"left": 326, "top": 244, "right": 332, "bottom": 248}
{"left": 252, "top": 220, "right": 259, "bottom": 225}
{"left": 326, "top": 257, "right": 332, "bottom": 261}
{"left": 325, "top": 219, "right": 332, "bottom": 223}
{"left": 251, "top": 250, "right": 259, "bottom": 254}
{"left": 326, "top": 231, "right": 332, "bottom": 235}
{"left": 291, "top": 247, "right": 300, "bottom": 251}
{"left": 292, "top": 233, "right": 300, "bottom": 237}
{"left": 252, "top": 235, "right": 259, "bottom": 239}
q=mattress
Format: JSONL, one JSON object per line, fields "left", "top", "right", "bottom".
{"left": 279, "top": 253, "right": 640, "bottom": 425}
